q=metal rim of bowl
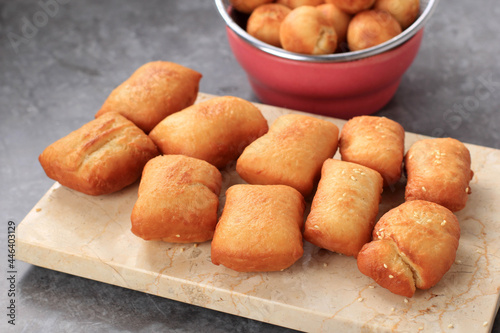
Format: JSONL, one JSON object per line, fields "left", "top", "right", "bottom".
{"left": 215, "top": 0, "right": 439, "bottom": 63}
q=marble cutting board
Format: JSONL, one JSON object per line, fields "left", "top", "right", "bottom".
{"left": 17, "top": 93, "right": 500, "bottom": 332}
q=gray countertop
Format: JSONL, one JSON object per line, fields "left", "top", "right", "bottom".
{"left": 1, "top": 0, "right": 499, "bottom": 332}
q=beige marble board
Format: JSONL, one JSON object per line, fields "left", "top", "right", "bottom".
{"left": 17, "top": 93, "right": 500, "bottom": 332}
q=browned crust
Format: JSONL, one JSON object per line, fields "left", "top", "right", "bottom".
{"left": 247, "top": 3, "right": 292, "bottom": 47}
{"left": 328, "top": 0, "right": 376, "bottom": 15}
{"left": 339, "top": 115, "right": 405, "bottom": 186}
{"left": 39, "top": 112, "right": 159, "bottom": 196}
{"left": 357, "top": 200, "right": 460, "bottom": 297}
{"left": 149, "top": 96, "right": 269, "bottom": 169}
{"left": 211, "top": 184, "right": 305, "bottom": 272}
{"left": 303, "top": 159, "right": 383, "bottom": 257}
{"left": 236, "top": 114, "right": 339, "bottom": 197}
{"left": 280, "top": 6, "right": 338, "bottom": 55}
{"left": 347, "top": 9, "right": 402, "bottom": 51}
{"left": 95, "top": 61, "right": 202, "bottom": 133}
{"left": 131, "top": 155, "right": 222, "bottom": 243}
{"left": 404, "top": 137, "right": 474, "bottom": 212}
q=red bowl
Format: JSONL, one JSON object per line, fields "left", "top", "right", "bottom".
{"left": 227, "top": 27, "right": 424, "bottom": 118}
{"left": 216, "top": 0, "right": 438, "bottom": 118}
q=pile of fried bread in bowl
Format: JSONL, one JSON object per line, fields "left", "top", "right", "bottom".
{"left": 215, "top": 0, "right": 439, "bottom": 118}
{"left": 39, "top": 60, "right": 473, "bottom": 299}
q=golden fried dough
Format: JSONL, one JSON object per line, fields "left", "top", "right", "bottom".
{"left": 236, "top": 114, "right": 339, "bottom": 197}
{"left": 303, "top": 159, "right": 383, "bottom": 257}
{"left": 211, "top": 184, "right": 305, "bottom": 272}
{"left": 247, "top": 4, "right": 292, "bottom": 47}
{"left": 230, "top": 0, "right": 274, "bottom": 14}
{"left": 280, "top": 6, "right": 338, "bottom": 55}
{"left": 276, "top": 0, "right": 326, "bottom": 8}
{"left": 339, "top": 116, "right": 405, "bottom": 186}
{"left": 149, "top": 96, "right": 268, "bottom": 169}
{"left": 39, "top": 112, "right": 159, "bottom": 196}
{"left": 357, "top": 200, "right": 460, "bottom": 297}
{"left": 374, "top": 0, "right": 420, "bottom": 30}
{"left": 405, "top": 138, "right": 474, "bottom": 212}
{"left": 347, "top": 9, "right": 402, "bottom": 51}
{"left": 95, "top": 61, "right": 201, "bottom": 133}
{"left": 131, "top": 155, "right": 222, "bottom": 243}
{"left": 327, "top": 0, "right": 375, "bottom": 14}
{"left": 317, "top": 3, "right": 352, "bottom": 49}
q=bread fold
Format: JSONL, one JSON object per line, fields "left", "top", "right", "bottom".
{"left": 357, "top": 200, "right": 460, "bottom": 297}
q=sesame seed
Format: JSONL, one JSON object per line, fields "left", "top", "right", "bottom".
{"left": 389, "top": 275, "right": 394, "bottom": 279}
{"left": 422, "top": 186, "right": 427, "bottom": 192}
{"left": 418, "top": 327, "right": 424, "bottom": 331}
{"left": 483, "top": 321, "right": 488, "bottom": 327}
{"left": 36, "top": 208, "right": 42, "bottom": 212}
{"left": 194, "top": 243, "right": 198, "bottom": 248}
{"left": 383, "top": 264, "right": 388, "bottom": 269}
{"left": 448, "top": 324, "right": 454, "bottom": 328}
{"left": 351, "top": 176, "right": 357, "bottom": 181}
{"left": 378, "top": 235, "right": 383, "bottom": 240}
{"left": 323, "top": 263, "right": 328, "bottom": 267}
{"left": 338, "top": 197, "right": 343, "bottom": 201}
{"left": 456, "top": 259, "right": 462, "bottom": 264}
{"left": 358, "top": 297, "right": 364, "bottom": 302}
{"left": 343, "top": 193, "right": 347, "bottom": 197}
{"left": 391, "top": 307, "right": 395, "bottom": 312}
{"left": 381, "top": 135, "right": 386, "bottom": 138}
{"left": 441, "top": 220, "right": 447, "bottom": 226}
{"left": 465, "top": 187, "right": 470, "bottom": 193}
{"left": 401, "top": 252, "right": 406, "bottom": 257}
{"left": 404, "top": 298, "right": 409, "bottom": 303}
{"left": 369, "top": 285, "right": 375, "bottom": 289}
{"left": 441, "top": 152, "right": 446, "bottom": 156}
{"left": 476, "top": 249, "right": 483, "bottom": 254}
{"left": 314, "top": 225, "right": 320, "bottom": 230}
{"left": 176, "top": 234, "right": 181, "bottom": 238}
{"left": 180, "top": 248, "right": 184, "bottom": 252}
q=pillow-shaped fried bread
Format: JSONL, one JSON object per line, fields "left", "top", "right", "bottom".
{"left": 339, "top": 115, "right": 405, "bottom": 186}
{"left": 357, "top": 200, "right": 460, "bottom": 297}
{"left": 149, "top": 96, "right": 269, "bottom": 169}
{"left": 39, "top": 112, "right": 159, "bottom": 196}
{"left": 303, "top": 159, "right": 383, "bottom": 257}
{"left": 236, "top": 114, "right": 339, "bottom": 197}
{"left": 211, "top": 184, "right": 305, "bottom": 272}
{"left": 131, "top": 155, "right": 222, "bottom": 243}
{"left": 405, "top": 137, "right": 473, "bottom": 212}
{"left": 95, "top": 61, "right": 202, "bottom": 133}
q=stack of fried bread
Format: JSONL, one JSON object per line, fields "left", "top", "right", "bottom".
{"left": 39, "top": 61, "right": 473, "bottom": 298}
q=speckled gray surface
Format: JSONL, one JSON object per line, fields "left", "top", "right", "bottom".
{"left": 0, "top": 0, "right": 498, "bottom": 332}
